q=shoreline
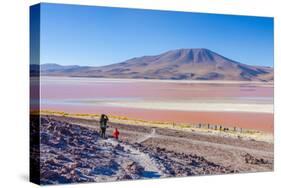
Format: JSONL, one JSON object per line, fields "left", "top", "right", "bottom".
{"left": 103, "top": 100, "right": 273, "bottom": 114}
{"left": 36, "top": 110, "right": 273, "bottom": 143}
{"left": 40, "top": 75, "right": 274, "bottom": 85}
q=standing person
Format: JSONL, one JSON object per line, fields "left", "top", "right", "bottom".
{"left": 113, "top": 128, "right": 120, "bottom": 140}
{"left": 100, "top": 114, "right": 109, "bottom": 139}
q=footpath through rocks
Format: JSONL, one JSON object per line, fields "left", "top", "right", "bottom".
{"left": 36, "top": 116, "right": 236, "bottom": 185}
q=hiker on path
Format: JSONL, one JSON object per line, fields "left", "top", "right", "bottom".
{"left": 113, "top": 128, "right": 120, "bottom": 140}
{"left": 100, "top": 114, "right": 109, "bottom": 139}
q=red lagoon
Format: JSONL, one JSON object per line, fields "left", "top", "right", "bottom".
{"left": 39, "top": 77, "right": 274, "bottom": 133}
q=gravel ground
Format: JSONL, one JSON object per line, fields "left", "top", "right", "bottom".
{"left": 31, "top": 115, "right": 273, "bottom": 185}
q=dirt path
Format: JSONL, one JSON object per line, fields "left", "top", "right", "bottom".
{"left": 153, "top": 134, "right": 273, "bottom": 157}
{"left": 52, "top": 116, "right": 272, "bottom": 159}
{"left": 47, "top": 116, "right": 273, "bottom": 173}
{"left": 38, "top": 115, "right": 273, "bottom": 185}
{"left": 124, "top": 127, "right": 272, "bottom": 158}
{"left": 137, "top": 128, "right": 156, "bottom": 143}
{"left": 105, "top": 138, "right": 165, "bottom": 178}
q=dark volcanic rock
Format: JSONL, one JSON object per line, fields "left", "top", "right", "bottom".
{"left": 124, "top": 161, "right": 144, "bottom": 175}
{"left": 243, "top": 153, "right": 269, "bottom": 165}
{"left": 39, "top": 116, "right": 238, "bottom": 185}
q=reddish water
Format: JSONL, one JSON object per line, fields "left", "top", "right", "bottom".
{"left": 40, "top": 78, "right": 272, "bottom": 100}
{"left": 39, "top": 77, "right": 274, "bottom": 132}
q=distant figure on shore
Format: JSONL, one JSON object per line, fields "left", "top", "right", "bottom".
{"left": 100, "top": 114, "right": 109, "bottom": 139}
{"left": 113, "top": 128, "right": 120, "bottom": 140}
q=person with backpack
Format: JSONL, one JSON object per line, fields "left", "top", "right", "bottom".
{"left": 100, "top": 114, "right": 109, "bottom": 139}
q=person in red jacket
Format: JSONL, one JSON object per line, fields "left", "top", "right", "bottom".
{"left": 112, "top": 128, "right": 120, "bottom": 140}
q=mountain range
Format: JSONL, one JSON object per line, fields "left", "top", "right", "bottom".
{"left": 32, "top": 48, "right": 273, "bottom": 81}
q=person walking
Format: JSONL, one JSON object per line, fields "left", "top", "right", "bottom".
{"left": 112, "top": 128, "right": 120, "bottom": 140}
{"left": 100, "top": 114, "right": 109, "bottom": 139}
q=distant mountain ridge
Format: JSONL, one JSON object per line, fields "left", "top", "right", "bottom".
{"left": 34, "top": 48, "right": 273, "bottom": 81}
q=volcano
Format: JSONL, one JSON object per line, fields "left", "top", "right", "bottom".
{"left": 39, "top": 48, "right": 273, "bottom": 81}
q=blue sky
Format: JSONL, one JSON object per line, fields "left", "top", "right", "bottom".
{"left": 39, "top": 3, "right": 274, "bottom": 67}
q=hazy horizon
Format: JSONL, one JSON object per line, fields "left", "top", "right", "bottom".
{"left": 38, "top": 3, "right": 274, "bottom": 67}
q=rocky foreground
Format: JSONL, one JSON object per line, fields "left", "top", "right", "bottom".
{"left": 35, "top": 116, "right": 238, "bottom": 185}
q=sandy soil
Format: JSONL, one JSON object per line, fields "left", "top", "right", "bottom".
{"left": 34, "top": 115, "right": 273, "bottom": 185}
